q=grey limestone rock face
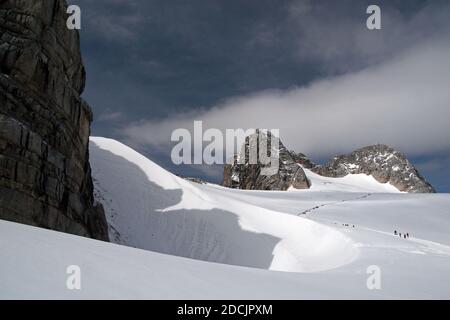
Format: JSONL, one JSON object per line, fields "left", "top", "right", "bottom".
{"left": 0, "top": 0, "right": 109, "bottom": 240}
{"left": 222, "top": 130, "right": 310, "bottom": 191}
{"left": 223, "top": 134, "right": 435, "bottom": 193}
{"left": 312, "top": 144, "right": 435, "bottom": 193}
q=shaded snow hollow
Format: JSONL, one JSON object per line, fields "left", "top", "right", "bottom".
{"left": 89, "top": 137, "right": 358, "bottom": 273}
{"left": 1, "top": 137, "right": 450, "bottom": 299}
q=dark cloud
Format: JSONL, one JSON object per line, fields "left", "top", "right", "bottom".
{"left": 68, "top": 0, "right": 450, "bottom": 191}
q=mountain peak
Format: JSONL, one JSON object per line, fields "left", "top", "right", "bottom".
{"left": 313, "top": 144, "right": 435, "bottom": 193}
{"left": 223, "top": 130, "right": 310, "bottom": 190}
{"left": 223, "top": 135, "right": 435, "bottom": 193}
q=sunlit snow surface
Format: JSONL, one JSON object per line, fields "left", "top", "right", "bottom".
{"left": 1, "top": 137, "right": 450, "bottom": 299}
{"left": 296, "top": 167, "right": 402, "bottom": 193}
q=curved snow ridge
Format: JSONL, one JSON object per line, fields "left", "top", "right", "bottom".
{"left": 89, "top": 137, "right": 359, "bottom": 273}
{"left": 195, "top": 182, "right": 359, "bottom": 272}
{"left": 90, "top": 137, "right": 182, "bottom": 190}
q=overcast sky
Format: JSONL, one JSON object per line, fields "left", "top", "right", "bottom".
{"left": 70, "top": 0, "right": 450, "bottom": 191}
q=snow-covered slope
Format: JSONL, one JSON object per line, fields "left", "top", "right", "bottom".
{"left": 295, "top": 166, "right": 402, "bottom": 193}
{"left": 1, "top": 137, "right": 450, "bottom": 299}
{"left": 0, "top": 216, "right": 447, "bottom": 300}
{"left": 89, "top": 137, "right": 357, "bottom": 273}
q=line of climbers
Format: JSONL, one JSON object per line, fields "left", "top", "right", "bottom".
{"left": 394, "top": 230, "right": 410, "bottom": 239}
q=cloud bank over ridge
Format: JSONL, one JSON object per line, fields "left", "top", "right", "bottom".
{"left": 122, "top": 38, "right": 450, "bottom": 159}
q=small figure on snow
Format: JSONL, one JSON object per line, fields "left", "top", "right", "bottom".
{"left": 394, "top": 230, "right": 397, "bottom": 235}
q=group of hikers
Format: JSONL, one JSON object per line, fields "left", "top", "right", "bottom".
{"left": 342, "top": 223, "right": 355, "bottom": 228}
{"left": 332, "top": 224, "right": 410, "bottom": 239}
{"left": 394, "top": 230, "right": 410, "bottom": 239}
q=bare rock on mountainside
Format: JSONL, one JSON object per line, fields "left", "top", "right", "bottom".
{"left": 223, "top": 130, "right": 310, "bottom": 191}
{"left": 0, "top": 0, "right": 109, "bottom": 240}
{"left": 177, "top": 175, "right": 208, "bottom": 185}
{"left": 223, "top": 134, "right": 435, "bottom": 193}
{"left": 312, "top": 144, "right": 435, "bottom": 193}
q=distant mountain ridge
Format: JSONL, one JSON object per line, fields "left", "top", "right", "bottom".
{"left": 223, "top": 131, "right": 435, "bottom": 193}
{"left": 312, "top": 144, "right": 435, "bottom": 193}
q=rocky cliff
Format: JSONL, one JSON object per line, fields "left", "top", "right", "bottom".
{"left": 223, "top": 133, "right": 435, "bottom": 193}
{"left": 0, "top": 0, "right": 109, "bottom": 240}
{"left": 312, "top": 144, "right": 435, "bottom": 193}
{"left": 223, "top": 130, "right": 310, "bottom": 190}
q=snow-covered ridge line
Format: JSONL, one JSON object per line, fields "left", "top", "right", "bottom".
{"left": 90, "top": 137, "right": 358, "bottom": 273}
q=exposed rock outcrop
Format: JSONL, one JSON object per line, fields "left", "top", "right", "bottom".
{"left": 312, "top": 144, "right": 435, "bottom": 193}
{"left": 222, "top": 130, "right": 310, "bottom": 190}
{"left": 0, "top": 0, "right": 109, "bottom": 240}
{"left": 223, "top": 133, "right": 435, "bottom": 193}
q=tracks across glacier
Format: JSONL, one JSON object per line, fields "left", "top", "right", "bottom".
{"left": 297, "top": 193, "right": 373, "bottom": 216}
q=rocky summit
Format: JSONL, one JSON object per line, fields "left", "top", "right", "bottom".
{"left": 223, "top": 133, "right": 435, "bottom": 193}
{"left": 0, "top": 0, "right": 109, "bottom": 240}
{"left": 312, "top": 144, "right": 435, "bottom": 193}
{"left": 223, "top": 130, "right": 310, "bottom": 191}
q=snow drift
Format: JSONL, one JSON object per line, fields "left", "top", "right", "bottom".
{"left": 89, "top": 137, "right": 358, "bottom": 272}
{"left": 1, "top": 137, "right": 450, "bottom": 299}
